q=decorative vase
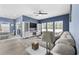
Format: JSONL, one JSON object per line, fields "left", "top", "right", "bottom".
{"left": 32, "top": 42, "right": 39, "bottom": 50}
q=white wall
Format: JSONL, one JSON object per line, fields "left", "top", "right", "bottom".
{"left": 70, "top": 4, "right": 79, "bottom": 54}
{"left": 0, "top": 4, "right": 70, "bottom": 19}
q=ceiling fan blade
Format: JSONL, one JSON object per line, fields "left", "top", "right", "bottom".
{"left": 33, "top": 12, "right": 39, "bottom": 14}
{"left": 33, "top": 10, "right": 48, "bottom": 15}
{"left": 41, "top": 13, "right": 48, "bottom": 14}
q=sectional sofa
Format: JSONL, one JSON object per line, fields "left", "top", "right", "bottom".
{"left": 50, "top": 31, "right": 76, "bottom": 55}
{"left": 0, "top": 31, "right": 76, "bottom": 55}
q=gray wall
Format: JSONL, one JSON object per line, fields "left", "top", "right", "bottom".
{"left": 0, "top": 17, "right": 15, "bottom": 33}
{"left": 0, "top": 17, "right": 14, "bottom": 23}
{"left": 16, "top": 15, "right": 38, "bottom": 23}
{"left": 70, "top": 4, "right": 79, "bottom": 54}
{"left": 38, "top": 14, "right": 69, "bottom": 31}
{"left": 23, "top": 15, "right": 38, "bottom": 23}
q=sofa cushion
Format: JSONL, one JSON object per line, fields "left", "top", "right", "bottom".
{"left": 60, "top": 33, "right": 73, "bottom": 39}
{"left": 60, "top": 31, "right": 72, "bottom": 39}
{"left": 62, "top": 31, "right": 70, "bottom": 35}
{"left": 51, "top": 43, "right": 75, "bottom": 55}
{"left": 55, "top": 38, "right": 75, "bottom": 47}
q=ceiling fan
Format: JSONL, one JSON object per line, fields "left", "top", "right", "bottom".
{"left": 33, "top": 10, "right": 48, "bottom": 16}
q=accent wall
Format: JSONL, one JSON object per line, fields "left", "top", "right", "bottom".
{"left": 38, "top": 14, "right": 69, "bottom": 31}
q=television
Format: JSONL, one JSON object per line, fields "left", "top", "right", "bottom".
{"left": 30, "top": 23, "right": 37, "bottom": 28}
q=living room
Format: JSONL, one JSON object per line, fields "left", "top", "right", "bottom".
{"left": 0, "top": 4, "right": 79, "bottom": 55}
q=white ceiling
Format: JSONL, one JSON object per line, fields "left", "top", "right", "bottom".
{"left": 0, "top": 4, "right": 70, "bottom": 19}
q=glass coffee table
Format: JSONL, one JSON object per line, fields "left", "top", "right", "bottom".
{"left": 26, "top": 46, "right": 46, "bottom": 55}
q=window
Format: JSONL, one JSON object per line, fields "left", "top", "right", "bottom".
{"left": 24, "top": 23, "right": 28, "bottom": 32}
{"left": 42, "top": 23, "right": 46, "bottom": 31}
{"left": 41, "top": 21, "right": 63, "bottom": 33}
{"left": 55, "top": 21, "right": 63, "bottom": 33}
{"left": 0, "top": 23, "right": 10, "bottom": 32}
{"left": 47, "top": 22, "right": 53, "bottom": 32}
{"left": 37, "top": 24, "right": 42, "bottom": 32}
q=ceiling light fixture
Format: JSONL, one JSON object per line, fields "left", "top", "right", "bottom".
{"left": 33, "top": 10, "right": 48, "bottom": 16}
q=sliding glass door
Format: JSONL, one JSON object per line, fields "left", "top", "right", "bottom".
{"left": 37, "top": 24, "right": 42, "bottom": 32}
{"left": 42, "top": 23, "right": 46, "bottom": 32}
{"left": 47, "top": 22, "right": 53, "bottom": 32}
{"left": 55, "top": 21, "right": 63, "bottom": 33}
{"left": 41, "top": 21, "right": 63, "bottom": 33}
{"left": 42, "top": 22, "right": 53, "bottom": 32}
